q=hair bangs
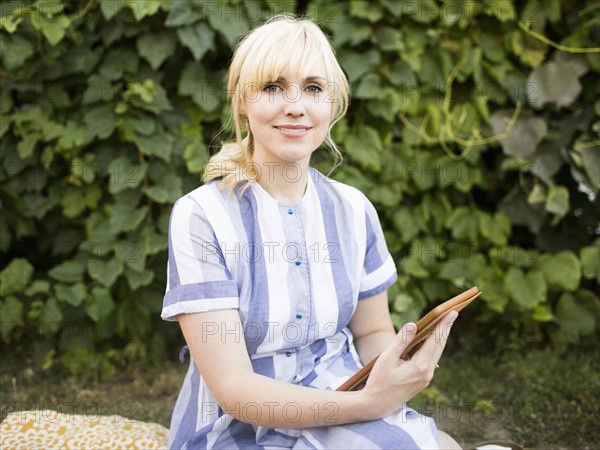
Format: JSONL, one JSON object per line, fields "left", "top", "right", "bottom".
{"left": 237, "top": 24, "right": 328, "bottom": 96}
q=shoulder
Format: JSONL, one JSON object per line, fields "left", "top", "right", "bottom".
{"left": 173, "top": 180, "right": 243, "bottom": 211}
{"left": 310, "top": 167, "right": 373, "bottom": 211}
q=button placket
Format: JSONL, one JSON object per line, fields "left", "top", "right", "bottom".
{"left": 282, "top": 203, "right": 311, "bottom": 346}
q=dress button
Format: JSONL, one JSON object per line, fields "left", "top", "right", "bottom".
{"left": 296, "top": 314, "right": 303, "bottom": 319}
{"left": 295, "top": 261, "right": 301, "bottom": 266}
{"left": 285, "top": 352, "right": 292, "bottom": 357}
{"left": 288, "top": 208, "right": 294, "bottom": 214}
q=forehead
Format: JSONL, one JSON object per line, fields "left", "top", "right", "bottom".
{"left": 273, "top": 58, "right": 328, "bottom": 82}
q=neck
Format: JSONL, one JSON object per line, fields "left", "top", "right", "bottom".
{"left": 253, "top": 160, "right": 310, "bottom": 203}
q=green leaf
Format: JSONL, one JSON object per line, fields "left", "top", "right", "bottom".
{"left": 176, "top": 23, "right": 215, "bottom": 61}
{"left": 108, "top": 157, "right": 147, "bottom": 194}
{"left": 87, "top": 259, "right": 123, "bottom": 287}
{"left": 141, "top": 226, "right": 168, "bottom": 255}
{"left": 555, "top": 292, "right": 596, "bottom": 342}
{"left": 445, "top": 207, "right": 479, "bottom": 241}
{"left": 344, "top": 126, "right": 383, "bottom": 172}
{"left": 537, "top": 251, "right": 581, "bottom": 291}
{"left": 0, "top": 296, "right": 24, "bottom": 336}
{"left": 385, "top": 60, "right": 416, "bottom": 86}
{"left": 579, "top": 146, "right": 600, "bottom": 189}
{"left": 499, "top": 185, "right": 547, "bottom": 234}
{"left": 438, "top": 255, "right": 487, "bottom": 282}
{"left": 110, "top": 203, "right": 148, "bottom": 234}
{"left": 478, "top": 34, "right": 505, "bottom": 63}
{"left": 532, "top": 305, "right": 554, "bottom": 322}
{"left": 48, "top": 261, "right": 85, "bottom": 283}
{"left": 165, "top": 2, "right": 204, "bottom": 26}
{"left": 401, "top": 254, "right": 429, "bottom": 278}
{"left": 83, "top": 74, "right": 114, "bottom": 104}
{"left": 355, "top": 73, "right": 384, "bottom": 99}
{"left": 369, "top": 184, "right": 402, "bottom": 208}
{"left": 24, "top": 280, "right": 51, "bottom": 296}
{"left": 0, "top": 258, "right": 34, "bottom": 296}
{"left": 99, "top": 47, "right": 139, "bottom": 81}
{"left": 135, "top": 132, "right": 174, "bottom": 162}
{"left": 504, "top": 267, "right": 546, "bottom": 309}
{"left": 55, "top": 283, "right": 87, "bottom": 307}
{"left": 338, "top": 49, "right": 381, "bottom": 83}
{"left": 476, "top": 266, "right": 510, "bottom": 312}
{"left": 178, "top": 62, "right": 223, "bottom": 113}
{"left": 545, "top": 185, "right": 569, "bottom": 216}
{"left": 100, "top": 0, "right": 127, "bottom": 19}
{"left": 527, "top": 61, "right": 582, "bottom": 109}
{"left": 183, "top": 141, "right": 209, "bottom": 174}
{"left": 124, "top": 267, "right": 154, "bottom": 290}
{"left": 392, "top": 208, "right": 421, "bottom": 242}
{"left": 489, "top": 109, "right": 548, "bottom": 158}
{"left": 375, "top": 26, "right": 404, "bottom": 52}
{"left": 60, "top": 187, "right": 87, "bottom": 219}
{"left": 127, "top": 0, "right": 162, "bottom": 21}
{"left": 32, "top": 13, "right": 70, "bottom": 46}
{"left": 85, "top": 286, "right": 115, "bottom": 322}
{"left": 484, "top": 0, "right": 516, "bottom": 22}
{"left": 84, "top": 104, "right": 118, "bottom": 140}
{"left": 350, "top": 0, "right": 383, "bottom": 22}
{"left": 42, "top": 297, "right": 63, "bottom": 325}
{"left": 0, "top": 14, "right": 23, "bottom": 33}
{"left": 392, "top": 292, "right": 414, "bottom": 313}
{"left": 206, "top": 4, "right": 249, "bottom": 48}
{"left": 478, "top": 212, "right": 511, "bottom": 246}
{"left": 1, "top": 35, "right": 34, "bottom": 70}
{"left": 580, "top": 244, "right": 599, "bottom": 283}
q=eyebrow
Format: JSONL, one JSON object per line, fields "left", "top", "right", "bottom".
{"left": 274, "top": 75, "right": 327, "bottom": 84}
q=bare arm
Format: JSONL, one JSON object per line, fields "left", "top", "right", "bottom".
{"left": 179, "top": 310, "right": 366, "bottom": 429}
{"left": 179, "top": 306, "right": 458, "bottom": 429}
{"left": 348, "top": 290, "right": 396, "bottom": 364}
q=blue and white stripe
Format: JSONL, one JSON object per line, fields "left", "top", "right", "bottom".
{"left": 162, "top": 167, "right": 438, "bottom": 448}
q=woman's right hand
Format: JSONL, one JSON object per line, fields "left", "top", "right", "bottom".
{"left": 358, "top": 310, "right": 459, "bottom": 420}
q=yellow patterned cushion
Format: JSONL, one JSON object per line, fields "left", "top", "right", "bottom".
{"left": 0, "top": 410, "right": 168, "bottom": 450}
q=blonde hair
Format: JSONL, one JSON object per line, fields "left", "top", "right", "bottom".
{"left": 202, "top": 15, "right": 350, "bottom": 193}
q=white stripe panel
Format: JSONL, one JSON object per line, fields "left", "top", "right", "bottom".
{"left": 191, "top": 184, "right": 241, "bottom": 281}
{"left": 305, "top": 185, "right": 339, "bottom": 338}
{"left": 337, "top": 184, "right": 369, "bottom": 283}
{"left": 361, "top": 253, "right": 396, "bottom": 293}
{"left": 252, "top": 186, "right": 291, "bottom": 353}
{"left": 161, "top": 297, "right": 239, "bottom": 320}
{"left": 170, "top": 196, "right": 207, "bottom": 285}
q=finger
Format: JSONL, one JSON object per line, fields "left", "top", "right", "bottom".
{"left": 386, "top": 322, "right": 418, "bottom": 361}
{"left": 415, "top": 310, "right": 458, "bottom": 361}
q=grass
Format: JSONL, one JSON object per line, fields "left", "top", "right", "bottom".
{"left": 2, "top": 334, "right": 599, "bottom": 450}
{"left": 410, "top": 331, "right": 600, "bottom": 449}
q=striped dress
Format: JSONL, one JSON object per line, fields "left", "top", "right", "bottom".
{"left": 161, "top": 167, "right": 440, "bottom": 449}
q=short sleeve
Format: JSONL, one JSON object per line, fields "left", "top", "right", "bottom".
{"left": 161, "top": 196, "right": 239, "bottom": 321}
{"left": 358, "top": 197, "right": 397, "bottom": 299}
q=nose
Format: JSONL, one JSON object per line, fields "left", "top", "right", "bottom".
{"left": 283, "top": 84, "right": 305, "bottom": 116}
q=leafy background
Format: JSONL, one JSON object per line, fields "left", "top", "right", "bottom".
{"left": 0, "top": 0, "right": 598, "bottom": 379}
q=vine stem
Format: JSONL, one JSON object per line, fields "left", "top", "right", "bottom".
{"left": 517, "top": 22, "right": 600, "bottom": 54}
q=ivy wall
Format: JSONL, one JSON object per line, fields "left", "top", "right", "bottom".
{"left": 1, "top": 0, "right": 598, "bottom": 377}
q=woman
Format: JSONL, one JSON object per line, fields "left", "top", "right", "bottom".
{"left": 162, "top": 15, "right": 461, "bottom": 449}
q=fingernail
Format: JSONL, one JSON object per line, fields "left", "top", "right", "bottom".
{"left": 405, "top": 322, "right": 417, "bottom": 334}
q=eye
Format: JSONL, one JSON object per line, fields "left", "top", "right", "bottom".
{"left": 306, "top": 84, "right": 323, "bottom": 93}
{"left": 263, "top": 83, "right": 280, "bottom": 93}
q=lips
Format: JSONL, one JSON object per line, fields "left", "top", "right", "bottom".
{"left": 274, "top": 125, "right": 312, "bottom": 137}
{"left": 275, "top": 125, "right": 311, "bottom": 130}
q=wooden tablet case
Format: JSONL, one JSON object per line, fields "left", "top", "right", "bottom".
{"left": 336, "top": 286, "right": 481, "bottom": 392}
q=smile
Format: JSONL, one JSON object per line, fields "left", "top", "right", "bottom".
{"left": 275, "top": 126, "right": 311, "bottom": 131}
{"left": 274, "top": 126, "right": 312, "bottom": 136}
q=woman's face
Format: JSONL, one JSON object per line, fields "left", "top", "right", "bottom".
{"left": 241, "top": 57, "right": 333, "bottom": 170}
